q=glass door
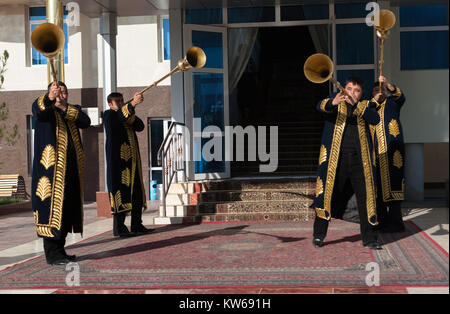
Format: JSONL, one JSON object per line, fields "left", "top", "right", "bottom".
{"left": 184, "top": 25, "right": 230, "bottom": 180}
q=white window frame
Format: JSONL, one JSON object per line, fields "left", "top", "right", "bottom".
{"left": 158, "top": 15, "right": 171, "bottom": 63}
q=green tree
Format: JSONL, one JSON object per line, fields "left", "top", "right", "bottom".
{"left": 0, "top": 50, "right": 20, "bottom": 169}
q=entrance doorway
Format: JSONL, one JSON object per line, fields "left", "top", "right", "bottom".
{"left": 230, "top": 25, "right": 329, "bottom": 177}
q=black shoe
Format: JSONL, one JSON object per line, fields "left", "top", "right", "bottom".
{"left": 364, "top": 242, "right": 382, "bottom": 250}
{"left": 131, "top": 225, "right": 154, "bottom": 235}
{"left": 312, "top": 238, "right": 324, "bottom": 248}
{"left": 49, "top": 258, "right": 71, "bottom": 266}
{"left": 65, "top": 254, "right": 76, "bottom": 262}
{"left": 114, "top": 226, "right": 133, "bottom": 238}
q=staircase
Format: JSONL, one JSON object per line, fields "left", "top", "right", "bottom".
{"left": 154, "top": 178, "right": 316, "bottom": 224}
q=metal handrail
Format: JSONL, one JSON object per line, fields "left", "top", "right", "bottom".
{"left": 157, "top": 121, "right": 185, "bottom": 218}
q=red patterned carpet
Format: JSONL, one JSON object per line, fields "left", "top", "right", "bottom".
{"left": 0, "top": 221, "right": 448, "bottom": 289}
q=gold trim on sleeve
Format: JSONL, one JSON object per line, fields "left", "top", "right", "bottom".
{"left": 37, "top": 94, "right": 46, "bottom": 111}
{"left": 320, "top": 98, "right": 331, "bottom": 113}
{"left": 121, "top": 104, "right": 130, "bottom": 118}
{"left": 65, "top": 105, "right": 79, "bottom": 121}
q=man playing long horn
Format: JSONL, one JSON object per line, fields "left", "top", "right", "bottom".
{"left": 31, "top": 81, "right": 91, "bottom": 265}
{"left": 370, "top": 75, "right": 406, "bottom": 233}
{"left": 312, "top": 77, "right": 381, "bottom": 250}
{"left": 104, "top": 92, "right": 153, "bottom": 237}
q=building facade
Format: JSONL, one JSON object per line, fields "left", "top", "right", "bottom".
{"left": 0, "top": 0, "right": 448, "bottom": 205}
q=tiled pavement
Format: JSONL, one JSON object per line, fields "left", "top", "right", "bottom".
{"left": 0, "top": 199, "right": 448, "bottom": 294}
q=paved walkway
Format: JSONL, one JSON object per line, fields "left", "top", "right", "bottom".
{"left": 0, "top": 200, "right": 448, "bottom": 294}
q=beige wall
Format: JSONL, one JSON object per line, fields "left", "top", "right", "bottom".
{"left": 389, "top": 7, "right": 449, "bottom": 144}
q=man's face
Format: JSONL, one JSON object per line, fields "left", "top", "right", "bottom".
{"left": 58, "top": 86, "right": 68, "bottom": 102}
{"left": 108, "top": 97, "right": 124, "bottom": 111}
{"left": 344, "top": 82, "right": 363, "bottom": 103}
{"left": 372, "top": 85, "right": 386, "bottom": 102}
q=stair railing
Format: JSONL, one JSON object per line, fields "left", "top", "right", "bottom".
{"left": 157, "top": 122, "right": 185, "bottom": 218}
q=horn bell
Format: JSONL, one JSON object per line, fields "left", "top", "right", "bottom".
{"left": 303, "top": 53, "right": 334, "bottom": 84}
{"left": 375, "top": 9, "right": 396, "bottom": 32}
{"left": 31, "top": 22, "right": 65, "bottom": 59}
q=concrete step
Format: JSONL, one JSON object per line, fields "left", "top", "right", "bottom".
{"left": 201, "top": 178, "right": 315, "bottom": 192}
{"left": 199, "top": 189, "right": 314, "bottom": 202}
{"left": 183, "top": 210, "right": 315, "bottom": 223}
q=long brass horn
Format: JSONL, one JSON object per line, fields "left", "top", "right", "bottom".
{"left": 125, "top": 46, "right": 207, "bottom": 104}
{"left": 31, "top": 22, "right": 65, "bottom": 82}
{"left": 374, "top": 9, "right": 396, "bottom": 90}
{"left": 303, "top": 53, "right": 351, "bottom": 97}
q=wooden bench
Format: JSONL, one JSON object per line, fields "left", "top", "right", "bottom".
{"left": 0, "top": 174, "right": 28, "bottom": 199}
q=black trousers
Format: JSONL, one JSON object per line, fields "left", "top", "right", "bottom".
{"left": 113, "top": 178, "right": 144, "bottom": 235}
{"left": 313, "top": 150, "right": 378, "bottom": 245}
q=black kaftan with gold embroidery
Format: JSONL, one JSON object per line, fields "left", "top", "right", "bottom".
{"left": 31, "top": 94, "right": 91, "bottom": 240}
{"left": 369, "top": 87, "right": 406, "bottom": 202}
{"left": 104, "top": 103, "right": 147, "bottom": 215}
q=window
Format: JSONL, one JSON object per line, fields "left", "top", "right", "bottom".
{"left": 228, "top": 7, "right": 275, "bottom": 23}
{"left": 29, "top": 6, "right": 69, "bottom": 65}
{"left": 400, "top": 5, "right": 448, "bottom": 70}
{"left": 158, "top": 16, "right": 170, "bottom": 62}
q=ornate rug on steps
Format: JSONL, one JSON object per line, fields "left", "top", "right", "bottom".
{"left": 0, "top": 221, "right": 448, "bottom": 289}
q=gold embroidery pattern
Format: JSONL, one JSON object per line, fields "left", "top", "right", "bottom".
{"left": 121, "top": 168, "right": 131, "bottom": 187}
{"left": 320, "top": 98, "right": 330, "bottom": 113}
{"left": 40, "top": 145, "right": 56, "bottom": 170}
{"left": 319, "top": 145, "right": 327, "bottom": 166}
{"left": 315, "top": 177, "right": 323, "bottom": 197}
{"left": 67, "top": 120, "right": 85, "bottom": 228}
{"left": 392, "top": 87, "right": 402, "bottom": 98}
{"left": 393, "top": 150, "right": 403, "bottom": 169}
{"left": 121, "top": 104, "right": 130, "bottom": 118}
{"left": 389, "top": 119, "right": 400, "bottom": 138}
{"left": 65, "top": 105, "right": 79, "bottom": 121}
{"left": 357, "top": 116, "right": 377, "bottom": 226}
{"left": 353, "top": 100, "right": 369, "bottom": 117}
{"left": 120, "top": 143, "right": 132, "bottom": 162}
{"left": 125, "top": 126, "right": 137, "bottom": 206}
{"left": 33, "top": 111, "right": 68, "bottom": 236}
{"left": 36, "top": 176, "right": 51, "bottom": 202}
{"left": 375, "top": 106, "right": 392, "bottom": 202}
{"left": 37, "top": 94, "right": 46, "bottom": 111}
{"left": 126, "top": 115, "right": 136, "bottom": 125}
{"left": 322, "top": 103, "right": 347, "bottom": 220}
{"left": 110, "top": 192, "right": 116, "bottom": 211}
{"left": 122, "top": 203, "right": 132, "bottom": 211}
{"left": 114, "top": 190, "right": 123, "bottom": 212}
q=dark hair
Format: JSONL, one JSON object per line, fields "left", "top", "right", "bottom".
{"left": 47, "top": 81, "right": 67, "bottom": 92}
{"left": 345, "top": 77, "right": 364, "bottom": 90}
{"left": 373, "top": 81, "right": 381, "bottom": 88}
{"left": 107, "top": 92, "right": 123, "bottom": 104}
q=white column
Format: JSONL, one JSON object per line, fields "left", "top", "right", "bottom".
{"left": 405, "top": 143, "right": 424, "bottom": 201}
{"left": 100, "top": 12, "right": 117, "bottom": 189}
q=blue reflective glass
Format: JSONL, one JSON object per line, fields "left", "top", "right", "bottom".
{"left": 228, "top": 7, "right": 275, "bottom": 23}
{"left": 151, "top": 170, "right": 162, "bottom": 185}
{"left": 336, "top": 24, "right": 373, "bottom": 65}
{"left": 281, "top": 5, "right": 329, "bottom": 21}
{"left": 401, "top": 31, "right": 449, "bottom": 70}
{"left": 185, "top": 8, "right": 223, "bottom": 25}
{"left": 193, "top": 73, "right": 225, "bottom": 174}
{"left": 337, "top": 69, "right": 375, "bottom": 100}
{"left": 163, "top": 18, "right": 170, "bottom": 60}
{"left": 192, "top": 31, "right": 223, "bottom": 68}
{"left": 400, "top": 5, "right": 448, "bottom": 27}
{"left": 335, "top": 2, "right": 368, "bottom": 19}
{"left": 150, "top": 120, "right": 164, "bottom": 167}
{"left": 29, "top": 6, "right": 69, "bottom": 20}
